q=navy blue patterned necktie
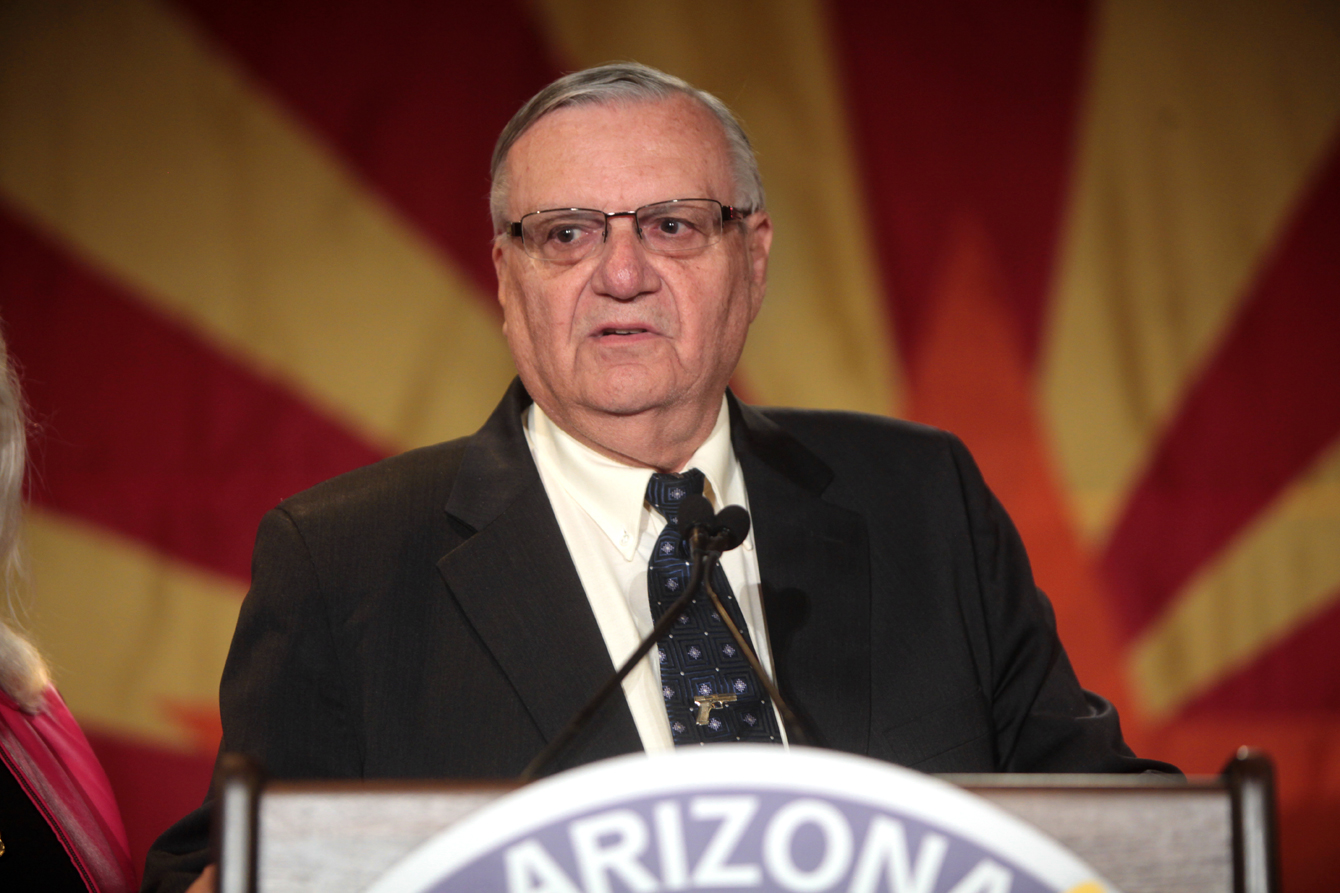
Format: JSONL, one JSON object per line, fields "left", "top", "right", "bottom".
{"left": 645, "top": 469, "right": 779, "bottom": 744}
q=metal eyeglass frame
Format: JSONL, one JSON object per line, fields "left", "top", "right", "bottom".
{"left": 507, "top": 198, "right": 751, "bottom": 262}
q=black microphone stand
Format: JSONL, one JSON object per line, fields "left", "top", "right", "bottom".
{"left": 519, "top": 542, "right": 724, "bottom": 781}
{"left": 688, "top": 528, "right": 815, "bottom": 748}
{"left": 521, "top": 501, "right": 820, "bottom": 780}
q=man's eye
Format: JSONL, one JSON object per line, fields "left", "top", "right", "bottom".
{"left": 650, "top": 217, "right": 693, "bottom": 236}
{"left": 544, "top": 222, "right": 596, "bottom": 244}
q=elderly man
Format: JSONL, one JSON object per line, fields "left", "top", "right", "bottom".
{"left": 143, "top": 63, "right": 1170, "bottom": 892}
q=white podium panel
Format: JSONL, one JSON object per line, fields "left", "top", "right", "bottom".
{"left": 364, "top": 747, "right": 1111, "bottom": 893}
{"left": 217, "top": 749, "right": 1276, "bottom": 893}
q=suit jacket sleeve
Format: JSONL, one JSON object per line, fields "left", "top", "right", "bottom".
{"left": 742, "top": 403, "right": 1174, "bottom": 775}
{"left": 939, "top": 432, "right": 1170, "bottom": 773}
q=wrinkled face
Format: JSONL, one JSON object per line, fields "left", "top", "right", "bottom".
{"left": 492, "top": 96, "right": 771, "bottom": 434}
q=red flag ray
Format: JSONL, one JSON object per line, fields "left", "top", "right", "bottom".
{"left": 827, "top": 0, "right": 1091, "bottom": 369}
{"left": 170, "top": 0, "right": 564, "bottom": 294}
{"left": 1101, "top": 141, "right": 1340, "bottom": 640}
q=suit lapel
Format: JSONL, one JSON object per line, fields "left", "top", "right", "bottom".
{"left": 437, "top": 381, "right": 642, "bottom": 769}
{"left": 434, "top": 383, "right": 874, "bottom": 765}
{"left": 732, "top": 398, "right": 873, "bottom": 756}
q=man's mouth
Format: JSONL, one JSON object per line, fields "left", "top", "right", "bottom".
{"left": 599, "top": 327, "right": 650, "bottom": 336}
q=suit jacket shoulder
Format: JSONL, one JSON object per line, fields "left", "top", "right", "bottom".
{"left": 228, "top": 379, "right": 637, "bottom": 781}
{"left": 265, "top": 437, "right": 472, "bottom": 600}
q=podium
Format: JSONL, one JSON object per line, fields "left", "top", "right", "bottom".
{"left": 214, "top": 748, "right": 1276, "bottom": 893}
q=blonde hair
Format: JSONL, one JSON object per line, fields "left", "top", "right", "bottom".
{"left": 0, "top": 326, "right": 49, "bottom": 712}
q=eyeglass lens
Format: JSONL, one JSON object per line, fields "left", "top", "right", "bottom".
{"left": 519, "top": 199, "right": 727, "bottom": 263}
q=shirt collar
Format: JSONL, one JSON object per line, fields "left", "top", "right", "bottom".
{"left": 526, "top": 397, "right": 736, "bottom": 560}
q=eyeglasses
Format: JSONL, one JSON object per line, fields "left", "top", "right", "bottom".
{"left": 507, "top": 198, "right": 750, "bottom": 264}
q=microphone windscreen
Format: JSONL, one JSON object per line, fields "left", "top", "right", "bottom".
{"left": 713, "top": 505, "right": 751, "bottom": 550}
{"left": 677, "top": 493, "right": 715, "bottom": 537}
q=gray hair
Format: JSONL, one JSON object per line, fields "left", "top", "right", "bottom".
{"left": 489, "top": 62, "right": 765, "bottom": 232}
{"left": 0, "top": 325, "right": 48, "bottom": 713}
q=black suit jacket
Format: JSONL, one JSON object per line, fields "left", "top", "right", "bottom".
{"left": 143, "top": 379, "right": 1169, "bottom": 890}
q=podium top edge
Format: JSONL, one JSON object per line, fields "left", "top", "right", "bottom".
{"left": 939, "top": 772, "right": 1207, "bottom": 789}
{"left": 256, "top": 773, "right": 1207, "bottom": 796}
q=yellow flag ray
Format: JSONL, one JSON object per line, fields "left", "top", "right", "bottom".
{"left": 23, "top": 508, "right": 242, "bottom": 753}
{"left": 0, "top": 0, "right": 514, "bottom": 452}
{"left": 1042, "top": 0, "right": 1340, "bottom": 545}
{"left": 533, "top": 0, "right": 901, "bottom": 415}
{"left": 1132, "top": 434, "right": 1340, "bottom": 719}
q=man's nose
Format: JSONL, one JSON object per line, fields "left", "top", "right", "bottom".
{"left": 592, "top": 216, "right": 660, "bottom": 300}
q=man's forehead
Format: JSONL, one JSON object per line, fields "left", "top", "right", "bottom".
{"left": 503, "top": 96, "right": 735, "bottom": 213}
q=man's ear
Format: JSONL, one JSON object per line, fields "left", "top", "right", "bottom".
{"left": 746, "top": 212, "right": 773, "bottom": 320}
{"left": 493, "top": 236, "right": 511, "bottom": 315}
{"left": 492, "top": 237, "right": 506, "bottom": 290}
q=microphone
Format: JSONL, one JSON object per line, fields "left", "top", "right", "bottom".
{"left": 677, "top": 493, "right": 715, "bottom": 539}
{"left": 709, "top": 505, "right": 750, "bottom": 550}
{"left": 677, "top": 494, "right": 750, "bottom": 552}
{"left": 521, "top": 499, "right": 813, "bottom": 780}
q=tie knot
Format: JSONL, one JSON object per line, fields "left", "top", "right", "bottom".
{"left": 645, "top": 469, "right": 706, "bottom": 523}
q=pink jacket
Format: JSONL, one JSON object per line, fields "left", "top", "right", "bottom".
{"left": 0, "top": 687, "right": 137, "bottom": 892}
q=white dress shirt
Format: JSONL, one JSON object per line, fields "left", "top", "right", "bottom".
{"left": 523, "top": 398, "right": 784, "bottom": 752}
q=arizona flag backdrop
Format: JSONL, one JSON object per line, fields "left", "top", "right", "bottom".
{"left": 1, "top": 0, "right": 1337, "bottom": 888}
